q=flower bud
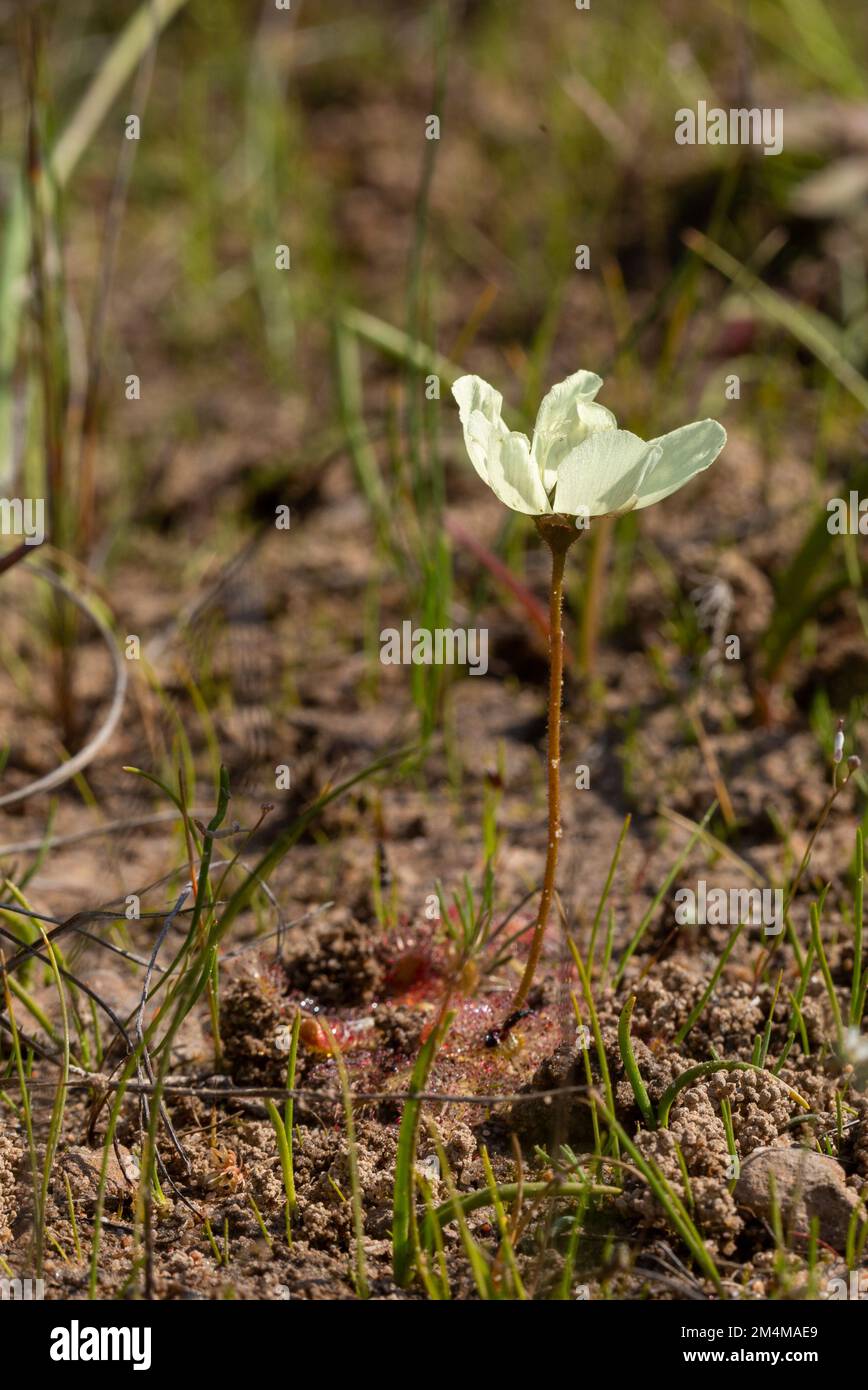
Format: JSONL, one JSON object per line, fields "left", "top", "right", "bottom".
{"left": 833, "top": 718, "right": 845, "bottom": 764}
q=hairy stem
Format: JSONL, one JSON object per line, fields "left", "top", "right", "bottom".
{"left": 514, "top": 519, "right": 578, "bottom": 1008}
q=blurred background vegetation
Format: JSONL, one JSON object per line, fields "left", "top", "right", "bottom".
{"left": 1, "top": 0, "right": 867, "bottom": 805}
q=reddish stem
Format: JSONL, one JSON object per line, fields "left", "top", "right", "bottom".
{"left": 513, "top": 518, "right": 579, "bottom": 1008}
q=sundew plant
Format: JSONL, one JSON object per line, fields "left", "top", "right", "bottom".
{"left": 453, "top": 371, "right": 726, "bottom": 1005}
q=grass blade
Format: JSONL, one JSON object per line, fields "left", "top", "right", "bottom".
{"left": 392, "top": 1011, "right": 452, "bottom": 1287}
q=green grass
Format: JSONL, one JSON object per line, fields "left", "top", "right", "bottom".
{"left": 392, "top": 1011, "right": 453, "bottom": 1288}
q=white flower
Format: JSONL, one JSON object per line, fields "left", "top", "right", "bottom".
{"left": 452, "top": 369, "right": 726, "bottom": 518}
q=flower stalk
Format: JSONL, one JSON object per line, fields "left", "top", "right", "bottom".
{"left": 449, "top": 365, "right": 726, "bottom": 1015}
{"left": 514, "top": 516, "right": 579, "bottom": 1008}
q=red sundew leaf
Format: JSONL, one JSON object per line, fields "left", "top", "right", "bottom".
{"left": 299, "top": 1018, "right": 332, "bottom": 1053}
{"left": 383, "top": 949, "right": 439, "bottom": 998}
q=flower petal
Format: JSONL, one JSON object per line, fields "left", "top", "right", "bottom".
{"left": 452, "top": 375, "right": 505, "bottom": 486}
{"left": 531, "top": 370, "right": 613, "bottom": 490}
{"left": 540, "top": 403, "right": 618, "bottom": 493}
{"left": 488, "top": 431, "right": 550, "bottom": 514}
{"left": 553, "top": 429, "right": 657, "bottom": 517}
{"left": 634, "top": 419, "right": 726, "bottom": 510}
{"left": 452, "top": 375, "right": 550, "bottom": 514}
{"left": 535, "top": 371, "right": 605, "bottom": 431}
